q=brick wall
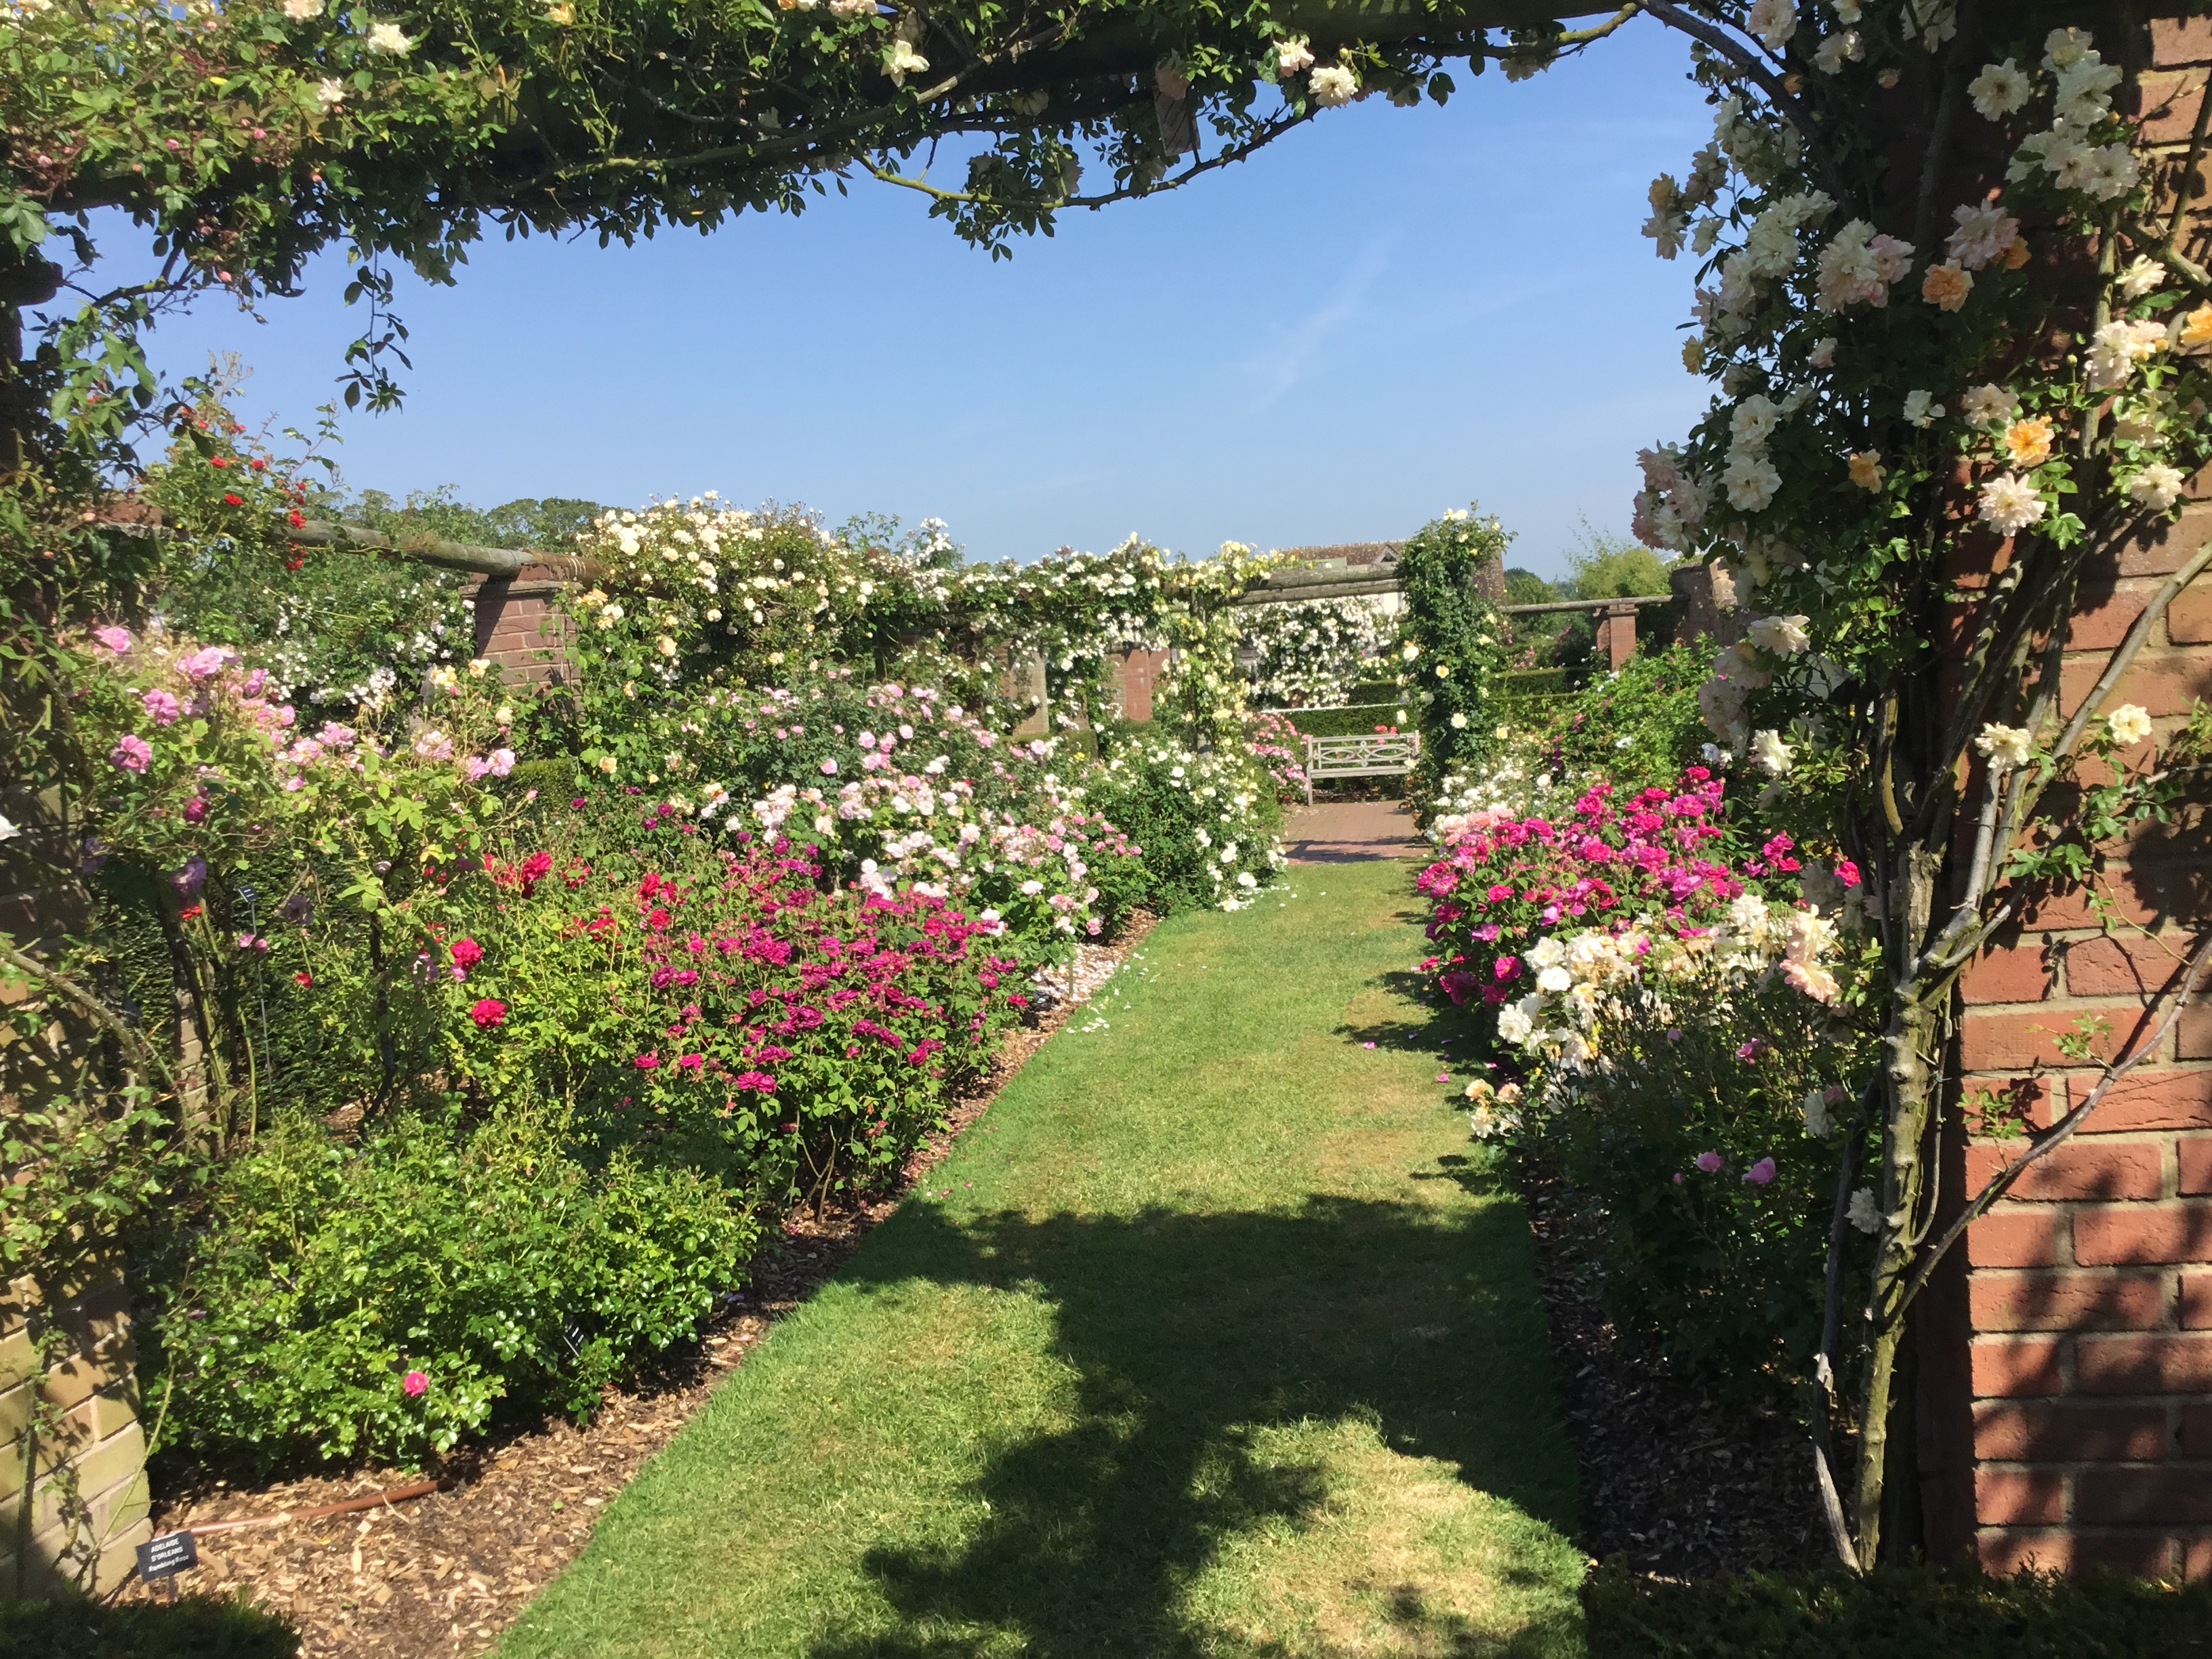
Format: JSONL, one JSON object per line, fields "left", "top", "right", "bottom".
{"left": 0, "top": 1259, "right": 151, "bottom": 1597}
{"left": 1941, "top": 18, "right": 2212, "bottom": 1579}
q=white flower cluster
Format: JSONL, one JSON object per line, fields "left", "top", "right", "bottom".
{"left": 1090, "top": 737, "right": 1285, "bottom": 909}
{"left": 1993, "top": 31, "right": 2140, "bottom": 202}
{"left": 1496, "top": 893, "right": 1843, "bottom": 1065}
{"left": 1696, "top": 609, "right": 1809, "bottom": 749}
{"left": 1631, "top": 443, "right": 1711, "bottom": 553}
{"left": 1237, "top": 595, "right": 1392, "bottom": 709}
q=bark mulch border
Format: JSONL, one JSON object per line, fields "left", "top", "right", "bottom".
{"left": 113, "top": 920, "right": 1156, "bottom": 1657}
{"left": 1518, "top": 1153, "right": 1832, "bottom": 1580}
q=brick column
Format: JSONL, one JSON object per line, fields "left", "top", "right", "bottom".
{"left": 466, "top": 565, "right": 577, "bottom": 687}
{"left": 1940, "top": 14, "right": 2212, "bottom": 1582}
{"left": 1593, "top": 602, "right": 1640, "bottom": 671}
{"left": 1111, "top": 648, "right": 1170, "bottom": 723}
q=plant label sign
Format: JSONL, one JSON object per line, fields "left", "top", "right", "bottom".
{"left": 136, "top": 1530, "right": 199, "bottom": 1581}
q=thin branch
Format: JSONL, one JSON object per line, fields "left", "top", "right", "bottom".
{"left": 870, "top": 110, "right": 1313, "bottom": 213}
{"left": 1637, "top": 1, "right": 1853, "bottom": 207}
{"left": 2051, "top": 527, "right": 2212, "bottom": 762}
{"left": 1887, "top": 928, "right": 2212, "bottom": 1326}
{"left": 0, "top": 944, "right": 170, "bottom": 1086}
{"left": 2164, "top": 60, "right": 2212, "bottom": 250}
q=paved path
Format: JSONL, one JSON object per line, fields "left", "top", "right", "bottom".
{"left": 1283, "top": 799, "right": 1421, "bottom": 863}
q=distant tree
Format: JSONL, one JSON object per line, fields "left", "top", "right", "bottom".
{"left": 337, "top": 487, "right": 607, "bottom": 551}
{"left": 1502, "top": 567, "right": 1560, "bottom": 607}
{"left": 1565, "top": 525, "right": 1673, "bottom": 602}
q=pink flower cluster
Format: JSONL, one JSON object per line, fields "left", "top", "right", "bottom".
{"left": 1417, "top": 766, "right": 1791, "bottom": 1011}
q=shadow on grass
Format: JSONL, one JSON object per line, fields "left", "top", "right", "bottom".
{"left": 0, "top": 1593, "right": 298, "bottom": 1659}
{"left": 810, "top": 1193, "right": 1581, "bottom": 1659}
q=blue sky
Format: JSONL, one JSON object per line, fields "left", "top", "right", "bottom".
{"left": 135, "top": 17, "right": 1716, "bottom": 579}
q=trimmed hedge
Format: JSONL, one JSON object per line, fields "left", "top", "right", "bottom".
{"left": 0, "top": 1595, "right": 298, "bottom": 1659}
{"left": 1584, "top": 1561, "right": 2212, "bottom": 1658}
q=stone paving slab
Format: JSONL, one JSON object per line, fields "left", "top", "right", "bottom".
{"left": 1283, "top": 800, "right": 1420, "bottom": 863}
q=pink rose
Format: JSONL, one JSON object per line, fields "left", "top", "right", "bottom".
{"left": 401, "top": 1370, "right": 428, "bottom": 1397}
{"left": 180, "top": 646, "right": 233, "bottom": 682}
{"left": 1742, "top": 1157, "right": 1778, "bottom": 1187}
{"left": 93, "top": 626, "right": 133, "bottom": 655}
{"left": 1694, "top": 1151, "right": 1723, "bottom": 1174}
{"left": 109, "top": 733, "right": 152, "bottom": 773}
{"left": 143, "top": 689, "right": 182, "bottom": 725}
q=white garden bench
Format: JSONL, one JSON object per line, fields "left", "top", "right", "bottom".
{"left": 1300, "top": 731, "right": 1419, "bottom": 804}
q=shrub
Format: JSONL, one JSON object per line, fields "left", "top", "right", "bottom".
{"left": 1525, "top": 645, "right": 1711, "bottom": 791}
{"left": 1243, "top": 710, "right": 1310, "bottom": 804}
{"left": 1414, "top": 756, "right": 1879, "bottom": 1392}
{"left": 562, "top": 674, "right": 1148, "bottom": 949}
{"left": 148, "top": 1108, "right": 752, "bottom": 1467}
{"left": 431, "top": 815, "right": 1029, "bottom": 1204}
{"left": 1582, "top": 1559, "right": 2212, "bottom": 1658}
{"left": 1528, "top": 966, "right": 1876, "bottom": 1391}
{"left": 1084, "top": 736, "right": 1284, "bottom": 914}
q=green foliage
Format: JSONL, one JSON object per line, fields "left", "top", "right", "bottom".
{"left": 1583, "top": 1559, "right": 2212, "bottom": 1658}
{"left": 1392, "top": 506, "right": 1511, "bottom": 811}
{"left": 1502, "top": 567, "right": 1558, "bottom": 608}
{"left": 1528, "top": 968, "right": 1877, "bottom": 1395}
{"left": 1526, "top": 645, "right": 1711, "bottom": 792}
{"left": 146, "top": 1107, "right": 754, "bottom": 1467}
{"left": 0, "top": 1593, "right": 298, "bottom": 1659}
{"left": 1565, "top": 529, "right": 1670, "bottom": 602}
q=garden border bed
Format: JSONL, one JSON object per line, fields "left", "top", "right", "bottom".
{"left": 109, "top": 922, "right": 1155, "bottom": 1658}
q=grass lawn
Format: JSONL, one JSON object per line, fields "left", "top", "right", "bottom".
{"left": 497, "top": 859, "right": 1585, "bottom": 1658}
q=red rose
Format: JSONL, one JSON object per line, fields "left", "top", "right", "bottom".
{"left": 470, "top": 998, "right": 507, "bottom": 1029}
{"left": 450, "top": 937, "right": 483, "bottom": 970}
{"left": 222, "top": 492, "right": 243, "bottom": 506}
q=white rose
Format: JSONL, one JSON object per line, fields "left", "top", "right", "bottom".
{"left": 365, "top": 20, "right": 411, "bottom": 53}
{"left": 1977, "top": 474, "right": 2047, "bottom": 537}
{"left": 1747, "top": 614, "right": 1811, "bottom": 655}
{"left": 1307, "top": 64, "right": 1358, "bottom": 106}
{"left": 1848, "top": 1187, "right": 1883, "bottom": 1233}
{"left": 1750, "top": 729, "right": 1794, "bottom": 776}
{"left": 1973, "top": 722, "right": 2035, "bottom": 771}
{"left": 2106, "top": 704, "right": 2153, "bottom": 746}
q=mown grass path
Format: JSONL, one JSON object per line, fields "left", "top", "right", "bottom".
{"left": 498, "top": 861, "right": 1584, "bottom": 1658}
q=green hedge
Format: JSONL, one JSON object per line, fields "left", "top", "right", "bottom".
{"left": 1272, "top": 703, "right": 1402, "bottom": 738}
{"left": 1584, "top": 1561, "right": 2212, "bottom": 1658}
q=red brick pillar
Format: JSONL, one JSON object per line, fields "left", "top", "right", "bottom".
{"left": 466, "top": 566, "right": 577, "bottom": 688}
{"left": 1593, "top": 603, "right": 1639, "bottom": 671}
{"left": 1111, "top": 648, "right": 1169, "bottom": 723}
